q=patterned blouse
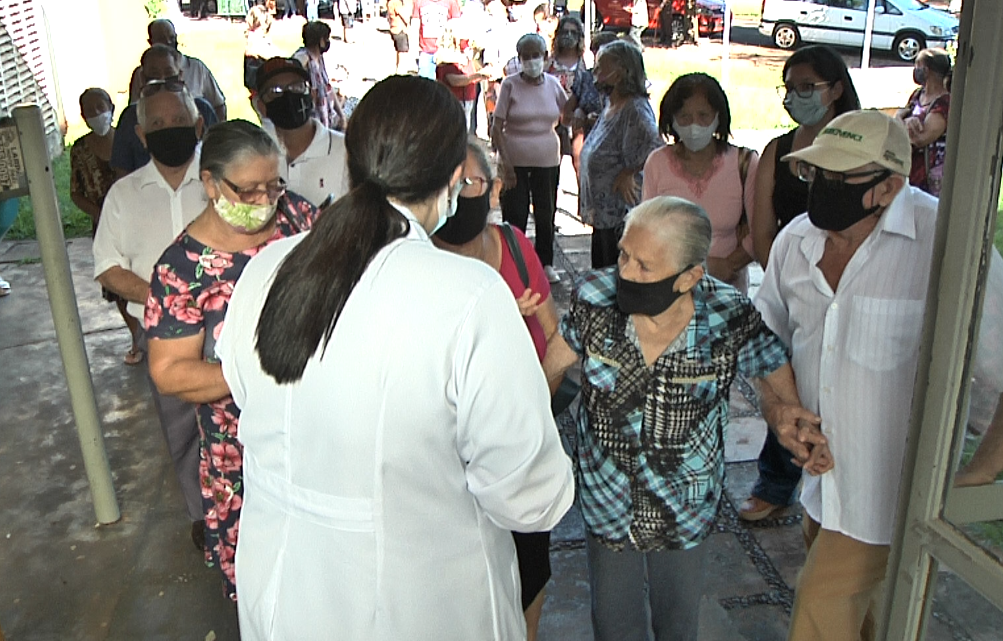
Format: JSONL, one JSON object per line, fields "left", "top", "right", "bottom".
{"left": 560, "top": 268, "right": 789, "bottom": 551}
{"left": 144, "top": 192, "right": 318, "bottom": 601}
{"left": 904, "top": 88, "right": 950, "bottom": 196}
{"left": 578, "top": 96, "right": 663, "bottom": 230}
{"left": 70, "top": 134, "right": 117, "bottom": 233}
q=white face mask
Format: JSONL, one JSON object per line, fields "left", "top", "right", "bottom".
{"left": 431, "top": 179, "right": 463, "bottom": 234}
{"left": 672, "top": 114, "right": 720, "bottom": 153}
{"left": 521, "top": 58, "right": 545, "bottom": 78}
{"left": 85, "top": 111, "right": 113, "bottom": 137}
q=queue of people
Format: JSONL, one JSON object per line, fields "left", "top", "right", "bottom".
{"left": 38, "top": 7, "right": 1003, "bottom": 640}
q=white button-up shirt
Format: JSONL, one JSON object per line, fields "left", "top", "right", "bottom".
{"left": 92, "top": 152, "right": 207, "bottom": 322}
{"left": 278, "top": 118, "right": 349, "bottom": 207}
{"left": 216, "top": 205, "right": 574, "bottom": 640}
{"left": 754, "top": 186, "right": 937, "bottom": 545}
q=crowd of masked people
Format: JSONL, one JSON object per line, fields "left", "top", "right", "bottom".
{"left": 55, "top": 2, "right": 1003, "bottom": 638}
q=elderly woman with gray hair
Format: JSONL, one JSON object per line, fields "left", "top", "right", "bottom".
{"left": 578, "top": 40, "right": 663, "bottom": 269}
{"left": 492, "top": 32, "right": 568, "bottom": 283}
{"left": 543, "top": 195, "right": 830, "bottom": 641}
{"left": 144, "top": 119, "right": 319, "bottom": 601}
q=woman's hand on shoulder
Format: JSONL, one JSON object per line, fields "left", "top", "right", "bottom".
{"left": 515, "top": 288, "right": 544, "bottom": 316}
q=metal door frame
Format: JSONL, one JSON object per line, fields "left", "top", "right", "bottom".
{"left": 882, "top": 0, "right": 1003, "bottom": 637}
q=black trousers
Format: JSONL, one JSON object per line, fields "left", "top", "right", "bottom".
{"left": 192, "top": 0, "right": 209, "bottom": 18}
{"left": 501, "top": 165, "right": 560, "bottom": 267}
{"left": 591, "top": 225, "right": 623, "bottom": 269}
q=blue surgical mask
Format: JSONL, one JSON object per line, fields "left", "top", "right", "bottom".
{"left": 784, "top": 89, "right": 829, "bottom": 127}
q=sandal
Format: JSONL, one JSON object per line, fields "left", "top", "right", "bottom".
{"left": 124, "top": 347, "right": 144, "bottom": 365}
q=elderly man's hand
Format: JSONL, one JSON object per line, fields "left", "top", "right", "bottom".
{"left": 613, "top": 169, "right": 640, "bottom": 206}
{"left": 802, "top": 439, "right": 834, "bottom": 476}
{"left": 769, "top": 403, "right": 823, "bottom": 462}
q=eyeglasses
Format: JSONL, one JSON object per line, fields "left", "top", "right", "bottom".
{"left": 558, "top": 28, "right": 582, "bottom": 36}
{"left": 140, "top": 76, "right": 185, "bottom": 98}
{"left": 460, "top": 176, "right": 490, "bottom": 196}
{"left": 795, "top": 161, "right": 889, "bottom": 184}
{"left": 260, "top": 81, "right": 310, "bottom": 102}
{"left": 220, "top": 176, "right": 287, "bottom": 203}
{"left": 777, "top": 81, "right": 832, "bottom": 99}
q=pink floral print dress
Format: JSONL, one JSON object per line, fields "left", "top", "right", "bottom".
{"left": 144, "top": 192, "right": 318, "bottom": 600}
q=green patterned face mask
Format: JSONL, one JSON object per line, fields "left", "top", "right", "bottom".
{"left": 213, "top": 191, "right": 277, "bottom": 233}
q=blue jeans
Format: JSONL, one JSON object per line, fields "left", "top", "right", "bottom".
{"left": 586, "top": 533, "right": 707, "bottom": 641}
{"left": 417, "top": 51, "right": 436, "bottom": 79}
{"left": 751, "top": 428, "right": 804, "bottom": 506}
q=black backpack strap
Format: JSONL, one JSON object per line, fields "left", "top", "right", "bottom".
{"left": 499, "top": 223, "right": 531, "bottom": 289}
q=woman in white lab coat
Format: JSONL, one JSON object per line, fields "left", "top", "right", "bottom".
{"left": 216, "top": 75, "right": 575, "bottom": 641}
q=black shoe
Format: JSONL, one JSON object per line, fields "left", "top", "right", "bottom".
{"left": 191, "top": 519, "right": 206, "bottom": 552}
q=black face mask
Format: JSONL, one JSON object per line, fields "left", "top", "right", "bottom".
{"left": 144, "top": 126, "right": 199, "bottom": 167}
{"left": 266, "top": 92, "right": 313, "bottom": 130}
{"left": 435, "top": 191, "right": 491, "bottom": 246}
{"left": 807, "top": 171, "right": 891, "bottom": 232}
{"left": 616, "top": 264, "right": 693, "bottom": 317}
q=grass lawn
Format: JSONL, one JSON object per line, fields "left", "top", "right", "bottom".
{"left": 643, "top": 52, "right": 791, "bottom": 132}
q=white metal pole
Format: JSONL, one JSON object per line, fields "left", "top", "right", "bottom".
{"left": 13, "top": 104, "right": 120, "bottom": 525}
{"left": 861, "top": 0, "right": 877, "bottom": 69}
{"left": 722, "top": 0, "right": 731, "bottom": 89}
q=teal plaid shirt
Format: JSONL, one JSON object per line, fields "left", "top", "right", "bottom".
{"left": 560, "top": 267, "right": 789, "bottom": 551}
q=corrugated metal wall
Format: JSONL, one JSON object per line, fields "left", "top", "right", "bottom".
{"left": 0, "top": 0, "right": 63, "bottom": 158}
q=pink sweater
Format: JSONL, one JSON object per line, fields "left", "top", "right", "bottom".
{"left": 494, "top": 73, "right": 567, "bottom": 168}
{"left": 642, "top": 144, "right": 759, "bottom": 263}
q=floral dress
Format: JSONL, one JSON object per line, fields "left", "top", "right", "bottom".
{"left": 904, "top": 88, "right": 950, "bottom": 196}
{"left": 144, "top": 192, "right": 318, "bottom": 601}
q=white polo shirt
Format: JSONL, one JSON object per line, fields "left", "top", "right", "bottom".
{"left": 279, "top": 118, "right": 349, "bottom": 208}
{"left": 92, "top": 151, "right": 207, "bottom": 323}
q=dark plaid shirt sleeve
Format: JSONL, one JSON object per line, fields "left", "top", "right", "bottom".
{"left": 731, "top": 299, "right": 789, "bottom": 380}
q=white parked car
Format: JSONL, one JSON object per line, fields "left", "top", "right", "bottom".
{"left": 760, "top": 0, "right": 959, "bottom": 62}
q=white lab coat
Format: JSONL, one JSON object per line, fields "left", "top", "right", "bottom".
{"left": 217, "top": 207, "right": 575, "bottom": 640}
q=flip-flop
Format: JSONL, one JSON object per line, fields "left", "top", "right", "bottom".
{"left": 124, "top": 347, "right": 144, "bottom": 365}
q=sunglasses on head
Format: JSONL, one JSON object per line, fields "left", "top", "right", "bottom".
{"left": 140, "top": 76, "right": 185, "bottom": 98}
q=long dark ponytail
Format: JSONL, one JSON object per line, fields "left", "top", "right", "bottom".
{"left": 255, "top": 76, "right": 467, "bottom": 384}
